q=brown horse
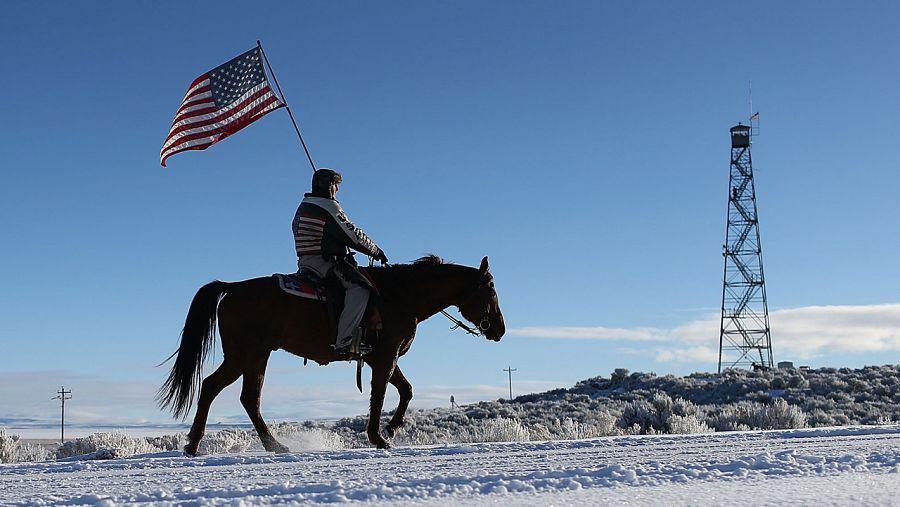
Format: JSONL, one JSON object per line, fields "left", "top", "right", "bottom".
{"left": 157, "top": 255, "right": 505, "bottom": 454}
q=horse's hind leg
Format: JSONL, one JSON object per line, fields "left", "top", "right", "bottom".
{"left": 185, "top": 359, "right": 241, "bottom": 456}
{"left": 240, "top": 352, "right": 288, "bottom": 453}
{"left": 384, "top": 366, "right": 413, "bottom": 438}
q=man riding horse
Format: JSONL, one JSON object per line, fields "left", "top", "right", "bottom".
{"left": 292, "top": 168, "right": 388, "bottom": 358}
{"left": 159, "top": 168, "right": 505, "bottom": 453}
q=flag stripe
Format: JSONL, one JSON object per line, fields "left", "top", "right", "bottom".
{"left": 174, "top": 92, "right": 214, "bottom": 120}
{"left": 161, "top": 92, "right": 281, "bottom": 157}
{"left": 179, "top": 84, "right": 212, "bottom": 107}
{"left": 160, "top": 98, "right": 282, "bottom": 165}
{"left": 163, "top": 85, "right": 273, "bottom": 148}
{"left": 162, "top": 91, "right": 279, "bottom": 156}
{"left": 174, "top": 101, "right": 217, "bottom": 119}
{"left": 163, "top": 84, "right": 274, "bottom": 148}
{"left": 173, "top": 84, "right": 213, "bottom": 117}
{"left": 183, "top": 75, "right": 209, "bottom": 97}
{"left": 160, "top": 101, "right": 281, "bottom": 165}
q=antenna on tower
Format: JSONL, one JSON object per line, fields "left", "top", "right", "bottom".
{"left": 749, "top": 80, "right": 753, "bottom": 121}
{"left": 718, "top": 122, "right": 773, "bottom": 372}
{"left": 749, "top": 81, "right": 760, "bottom": 137}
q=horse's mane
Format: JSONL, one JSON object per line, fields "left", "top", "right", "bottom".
{"left": 366, "top": 254, "right": 470, "bottom": 288}
{"left": 411, "top": 254, "right": 445, "bottom": 266}
{"left": 374, "top": 254, "right": 448, "bottom": 270}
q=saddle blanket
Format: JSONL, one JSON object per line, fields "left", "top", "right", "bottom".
{"left": 273, "top": 273, "right": 324, "bottom": 301}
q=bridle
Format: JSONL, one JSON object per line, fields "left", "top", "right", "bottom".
{"left": 440, "top": 278, "right": 495, "bottom": 337}
{"left": 440, "top": 308, "right": 490, "bottom": 336}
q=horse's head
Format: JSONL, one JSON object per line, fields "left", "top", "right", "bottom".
{"left": 458, "top": 256, "right": 506, "bottom": 342}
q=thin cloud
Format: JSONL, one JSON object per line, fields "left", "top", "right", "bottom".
{"left": 511, "top": 302, "right": 900, "bottom": 363}
{"left": 770, "top": 304, "right": 900, "bottom": 359}
{"left": 510, "top": 326, "right": 669, "bottom": 341}
{"left": 654, "top": 346, "right": 721, "bottom": 364}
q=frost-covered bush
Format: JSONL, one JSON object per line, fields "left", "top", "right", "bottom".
{"left": 270, "top": 422, "right": 345, "bottom": 451}
{"left": 471, "top": 418, "right": 530, "bottom": 442}
{"left": 708, "top": 398, "right": 807, "bottom": 431}
{"left": 146, "top": 433, "right": 188, "bottom": 451}
{"left": 611, "top": 368, "right": 630, "bottom": 386}
{"left": 57, "top": 431, "right": 159, "bottom": 459}
{"left": 620, "top": 400, "right": 656, "bottom": 433}
{"left": 197, "top": 428, "right": 255, "bottom": 454}
{"left": 45, "top": 425, "right": 344, "bottom": 461}
{"left": 757, "top": 398, "right": 807, "bottom": 429}
{"left": 385, "top": 416, "right": 530, "bottom": 445}
{"left": 556, "top": 415, "right": 618, "bottom": 440}
{"left": 668, "top": 414, "right": 713, "bottom": 434}
{"left": 618, "top": 393, "right": 708, "bottom": 434}
{"left": 0, "top": 429, "right": 52, "bottom": 463}
{"left": 387, "top": 411, "right": 620, "bottom": 446}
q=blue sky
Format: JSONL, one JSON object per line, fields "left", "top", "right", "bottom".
{"left": 1, "top": 1, "right": 899, "bottom": 432}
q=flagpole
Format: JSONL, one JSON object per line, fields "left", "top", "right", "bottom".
{"left": 257, "top": 41, "right": 317, "bottom": 173}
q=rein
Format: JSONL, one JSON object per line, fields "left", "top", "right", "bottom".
{"left": 371, "top": 256, "right": 493, "bottom": 338}
{"left": 439, "top": 309, "right": 484, "bottom": 336}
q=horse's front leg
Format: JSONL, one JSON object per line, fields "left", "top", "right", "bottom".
{"left": 367, "top": 356, "right": 397, "bottom": 449}
{"left": 383, "top": 366, "right": 412, "bottom": 438}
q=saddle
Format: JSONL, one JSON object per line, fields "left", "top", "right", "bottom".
{"left": 273, "top": 268, "right": 382, "bottom": 344}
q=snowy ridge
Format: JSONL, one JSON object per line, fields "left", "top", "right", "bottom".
{"left": 4, "top": 426, "right": 900, "bottom": 505}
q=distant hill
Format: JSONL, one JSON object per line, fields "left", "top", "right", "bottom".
{"left": 6, "top": 364, "right": 899, "bottom": 462}
{"left": 325, "top": 364, "right": 900, "bottom": 446}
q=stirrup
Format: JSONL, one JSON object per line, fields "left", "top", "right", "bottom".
{"left": 332, "top": 343, "right": 372, "bottom": 360}
{"left": 332, "top": 332, "right": 372, "bottom": 359}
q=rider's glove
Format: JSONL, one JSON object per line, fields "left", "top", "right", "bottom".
{"left": 375, "top": 250, "right": 389, "bottom": 264}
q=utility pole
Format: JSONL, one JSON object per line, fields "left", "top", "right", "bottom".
{"left": 52, "top": 387, "right": 72, "bottom": 444}
{"left": 503, "top": 367, "right": 517, "bottom": 400}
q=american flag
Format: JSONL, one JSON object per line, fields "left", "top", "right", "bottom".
{"left": 160, "top": 47, "right": 284, "bottom": 166}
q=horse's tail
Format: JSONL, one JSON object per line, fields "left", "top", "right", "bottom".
{"left": 156, "top": 280, "right": 230, "bottom": 420}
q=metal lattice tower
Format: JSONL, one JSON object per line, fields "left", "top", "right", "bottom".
{"left": 718, "top": 124, "right": 773, "bottom": 372}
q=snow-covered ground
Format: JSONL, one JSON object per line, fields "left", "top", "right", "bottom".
{"left": 3, "top": 426, "right": 900, "bottom": 506}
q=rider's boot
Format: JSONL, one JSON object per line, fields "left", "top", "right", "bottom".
{"left": 332, "top": 328, "right": 372, "bottom": 359}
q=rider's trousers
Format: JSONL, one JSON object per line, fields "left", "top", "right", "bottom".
{"left": 298, "top": 255, "right": 369, "bottom": 345}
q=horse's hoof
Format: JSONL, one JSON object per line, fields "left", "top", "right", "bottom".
{"left": 376, "top": 440, "right": 392, "bottom": 450}
{"left": 383, "top": 425, "right": 396, "bottom": 439}
{"left": 265, "top": 440, "right": 290, "bottom": 453}
{"left": 183, "top": 444, "right": 198, "bottom": 457}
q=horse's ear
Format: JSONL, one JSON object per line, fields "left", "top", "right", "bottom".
{"left": 479, "top": 256, "right": 489, "bottom": 275}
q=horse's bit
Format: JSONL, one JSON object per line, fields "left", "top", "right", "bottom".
{"left": 440, "top": 280, "right": 493, "bottom": 336}
{"left": 440, "top": 308, "right": 490, "bottom": 336}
